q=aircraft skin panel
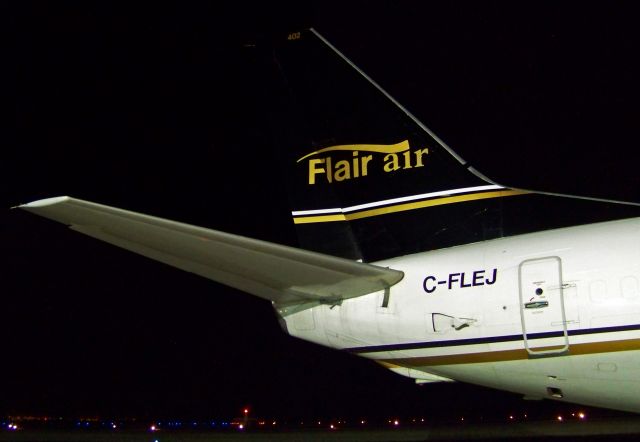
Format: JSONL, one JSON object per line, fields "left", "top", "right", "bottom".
{"left": 19, "top": 197, "right": 404, "bottom": 311}
{"left": 403, "top": 351, "right": 640, "bottom": 413}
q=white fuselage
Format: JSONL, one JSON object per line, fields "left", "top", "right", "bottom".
{"left": 283, "top": 218, "right": 640, "bottom": 412}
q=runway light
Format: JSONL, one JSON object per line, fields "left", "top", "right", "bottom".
{"left": 150, "top": 425, "right": 157, "bottom": 432}
{"left": 330, "top": 424, "right": 335, "bottom": 429}
{"left": 579, "top": 412, "right": 586, "bottom": 420}
{"left": 394, "top": 420, "right": 399, "bottom": 426}
{"left": 557, "top": 415, "right": 563, "bottom": 422}
{"left": 509, "top": 415, "right": 514, "bottom": 420}
{"left": 361, "top": 420, "right": 365, "bottom": 424}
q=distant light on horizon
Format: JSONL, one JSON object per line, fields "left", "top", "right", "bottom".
{"left": 0, "top": 408, "right": 601, "bottom": 434}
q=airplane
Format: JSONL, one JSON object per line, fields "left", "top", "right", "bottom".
{"left": 18, "top": 28, "right": 640, "bottom": 413}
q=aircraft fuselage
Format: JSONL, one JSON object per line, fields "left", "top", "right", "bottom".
{"left": 284, "top": 217, "right": 640, "bottom": 412}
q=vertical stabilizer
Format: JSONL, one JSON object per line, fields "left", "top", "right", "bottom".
{"left": 268, "top": 29, "right": 640, "bottom": 262}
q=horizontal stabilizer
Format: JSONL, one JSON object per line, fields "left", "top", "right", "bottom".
{"left": 19, "top": 197, "right": 404, "bottom": 313}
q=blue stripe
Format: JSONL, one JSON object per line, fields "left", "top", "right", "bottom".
{"left": 345, "top": 323, "right": 640, "bottom": 354}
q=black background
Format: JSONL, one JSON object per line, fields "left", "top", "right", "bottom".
{"left": 3, "top": 2, "right": 639, "bottom": 419}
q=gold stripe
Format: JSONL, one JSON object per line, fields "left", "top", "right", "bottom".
{"left": 295, "top": 214, "right": 347, "bottom": 223}
{"left": 376, "top": 360, "right": 403, "bottom": 369}
{"left": 296, "top": 140, "right": 410, "bottom": 163}
{"left": 379, "top": 338, "right": 640, "bottom": 368}
{"left": 293, "top": 190, "right": 529, "bottom": 224}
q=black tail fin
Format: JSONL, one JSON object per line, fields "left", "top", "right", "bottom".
{"left": 268, "top": 29, "right": 640, "bottom": 262}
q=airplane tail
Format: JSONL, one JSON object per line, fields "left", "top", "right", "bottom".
{"left": 267, "top": 29, "right": 640, "bottom": 262}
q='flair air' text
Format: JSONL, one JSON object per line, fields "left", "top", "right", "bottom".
{"left": 296, "top": 140, "right": 428, "bottom": 184}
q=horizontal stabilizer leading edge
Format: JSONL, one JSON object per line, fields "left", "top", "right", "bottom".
{"left": 20, "top": 197, "right": 404, "bottom": 314}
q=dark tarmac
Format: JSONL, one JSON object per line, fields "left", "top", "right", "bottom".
{"left": 2, "top": 418, "right": 640, "bottom": 441}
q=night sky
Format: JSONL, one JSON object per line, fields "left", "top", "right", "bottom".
{"left": 4, "top": 2, "right": 640, "bottom": 420}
